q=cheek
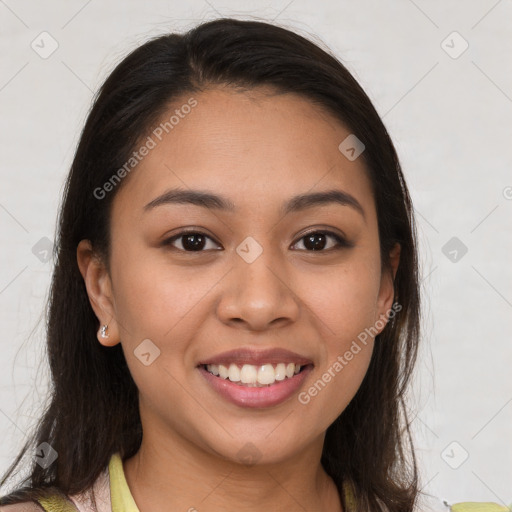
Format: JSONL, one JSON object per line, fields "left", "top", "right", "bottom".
{"left": 297, "top": 268, "right": 377, "bottom": 426}
{"left": 110, "top": 247, "right": 215, "bottom": 340}
{"left": 294, "top": 250, "right": 380, "bottom": 413}
{"left": 109, "top": 247, "right": 226, "bottom": 397}
{"left": 302, "top": 251, "right": 382, "bottom": 337}
{"left": 301, "top": 344, "right": 373, "bottom": 431}
{"left": 109, "top": 253, "right": 202, "bottom": 412}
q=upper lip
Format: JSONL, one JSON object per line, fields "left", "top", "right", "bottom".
{"left": 197, "top": 347, "right": 314, "bottom": 367}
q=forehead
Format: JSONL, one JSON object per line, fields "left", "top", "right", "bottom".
{"left": 112, "top": 86, "right": 375, "bottom": 220}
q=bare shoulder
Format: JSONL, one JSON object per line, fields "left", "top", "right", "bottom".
{"left": 0, "top": 502, "right": 43, "bottom": 511}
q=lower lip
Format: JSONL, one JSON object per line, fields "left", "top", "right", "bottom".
{"left": 198, "top": 365, "right": 313, "bottom": 409}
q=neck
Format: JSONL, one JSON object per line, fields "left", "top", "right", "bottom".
{"left": 123, "top": 430, "right": 342, "bottom": 512}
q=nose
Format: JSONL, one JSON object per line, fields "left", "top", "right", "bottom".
{"left": 216, "top": 246, "right": 300, "bottom": 332}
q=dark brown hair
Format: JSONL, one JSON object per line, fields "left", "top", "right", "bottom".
{"left": 1, "top": 17, "right": 421, "bottom": 511}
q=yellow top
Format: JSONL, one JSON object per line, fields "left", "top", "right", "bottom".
{"left": 35, "top": 452, "right": 511, "bottom": 512}
{"left": 108, "top": 452, "right": 140, "bottom": 512}
{"left": 451, "top": 506, "right": 510, "bottom": 512}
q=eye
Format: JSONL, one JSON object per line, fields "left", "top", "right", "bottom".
{"left": 163, "top": 230, "right": 221, "bottom": 252}
{"left": 162, "top": 229, "right": 352, "bottom": 253}
{"left": 291, "top": 230, "right": 351, "bottom": 252}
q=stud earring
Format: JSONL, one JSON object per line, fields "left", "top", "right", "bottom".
{"left": 100, "top": 324, "right": 109, "bottom": 339}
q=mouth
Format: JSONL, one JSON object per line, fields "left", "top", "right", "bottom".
{"left": 196, "top": 347, "right": 314, "bottom": 408}
{"left": 197, "top": 362, "right": 314, "bottom": 408}
{"left": 199, "top": 362, "right": 313, "bottom": 387}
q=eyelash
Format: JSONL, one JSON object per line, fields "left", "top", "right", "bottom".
{"left": 162, "top": 229, "right": 352, "bottom": 253}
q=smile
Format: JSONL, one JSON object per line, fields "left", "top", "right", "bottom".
{"left": 204, "top": 362, "right": 305, "bottom": 387}
{"left": 198, "top": 363, "right": 314, "bottom": 408}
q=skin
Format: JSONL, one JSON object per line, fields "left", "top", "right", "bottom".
{"left": 77, "top": 86, "right": 400, "bottom": 512}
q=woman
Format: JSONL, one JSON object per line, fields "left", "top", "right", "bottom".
{"left": 0, "top": 17, "right": 505, "bottom": 512}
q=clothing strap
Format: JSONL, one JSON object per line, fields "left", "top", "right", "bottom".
{"left": 451, "top": 503, "right": 510, "bottom": 512}
{"left": 342, "top": 479, "right": 357, "bottom": 510}
{"left": 36, "top": 494, "right": 78, "bottom": 512}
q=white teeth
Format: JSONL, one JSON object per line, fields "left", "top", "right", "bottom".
{"left": 218, "top": 364, "right": 229, "bottom": 379}
{"left": 205, "top": 362, "right": 304, "bottom": 386}
{"left": 240, "top": 364, "right": 257, "bottom": 384}
{"left": 274, "top": 363, "right": 286, "bottom": 381}
{"left": 257, "top": 364, "right": 275, "bottom": 385}
{"left": 228, "top": 364, "right": 241, "bottom": 382}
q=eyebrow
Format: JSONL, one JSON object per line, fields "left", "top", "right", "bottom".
{"left": 143, "top": 188, "right": 365, "bottom": 219}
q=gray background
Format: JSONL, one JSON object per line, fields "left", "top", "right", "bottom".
{"left": 1, "top": 0, "right": 511, "bottom": 507}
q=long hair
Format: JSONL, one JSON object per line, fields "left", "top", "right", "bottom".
{"left": 0, "top": 17, "right": 421, "bottom": 511}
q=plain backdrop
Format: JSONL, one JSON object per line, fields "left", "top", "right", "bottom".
{"left": 1, "top": 0, "right": 511, "bottom": 507}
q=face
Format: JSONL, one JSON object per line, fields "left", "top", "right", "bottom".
{"left": 78, "top": 86, "right": 398, "bottom": 465}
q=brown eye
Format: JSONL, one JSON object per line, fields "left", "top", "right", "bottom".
{"left": 291, "top": 231, "right": 352, "bottom": 251}
{"left": 162, "top": 229, "right": 352, "bottom": 253}
{"left": 163, "top": 231, "right": 221, "bottom": 252}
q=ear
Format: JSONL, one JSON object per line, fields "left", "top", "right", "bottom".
{"left": 76, "top": 239, "right": 120, "bottom": 347}
{"left": 375, "top": 242, "right": 401, "bottom": 333}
